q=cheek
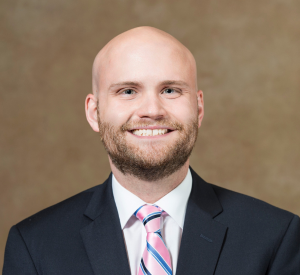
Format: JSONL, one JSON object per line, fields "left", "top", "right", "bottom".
{"left": 167, "top": 99, "right": 198, "bottom": 123}
{"left": 99, "top": 98, "right": 132, "bottom": 126}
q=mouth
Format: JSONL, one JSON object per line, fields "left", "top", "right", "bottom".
{"left": 128, "top": 127, "right": 174, "bottom": 137}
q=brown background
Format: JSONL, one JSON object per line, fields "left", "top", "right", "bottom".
{"left": 1, "top": 0, "right": 300, "bottom": 268}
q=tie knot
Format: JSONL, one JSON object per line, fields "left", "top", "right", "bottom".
{"left": 134, "top": 204, "right": 163, "bottom": 233}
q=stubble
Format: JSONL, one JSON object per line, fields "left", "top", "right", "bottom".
{"left": 97, "top": 105, "right": 199, "bottom": 181}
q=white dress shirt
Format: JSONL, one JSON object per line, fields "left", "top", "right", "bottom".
{"left": 112, "top": 168, "right": 192, "bottom": 275}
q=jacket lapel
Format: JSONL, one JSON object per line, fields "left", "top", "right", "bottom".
{"left": 80, "top": 168, "right": 227, "bottom": 275}
{"left": 80, "top": 175, "right": 131, "bottom": 275}
{"left": 176, "top": 168, "right": 228, "bottom": 275}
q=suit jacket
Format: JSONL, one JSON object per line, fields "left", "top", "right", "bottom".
{"left": 3, "top": 168, "right": 300, "bottom": 275}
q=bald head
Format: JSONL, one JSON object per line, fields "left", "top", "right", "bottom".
{"left": 92, "top": 26, "right": 197, "bottom": 95}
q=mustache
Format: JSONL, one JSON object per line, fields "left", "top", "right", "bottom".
{"left": 120, "top": 118, "right": 184, "bottom": 131}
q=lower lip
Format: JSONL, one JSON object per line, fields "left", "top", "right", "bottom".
{"left": 127, "top": 131, "right": 174, "bottom": 139}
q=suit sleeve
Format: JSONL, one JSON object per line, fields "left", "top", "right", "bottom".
{"left": 268, "top": 215, "right": 300, "bottom": 275}
{"left": 2, "top": 225, "right": 38, "bottom": 275}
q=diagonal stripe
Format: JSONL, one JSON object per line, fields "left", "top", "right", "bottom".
{"left": 155, "top": 229, "right": 162, "bottom": 236}
{"left": 143, "top": 246, "right": 165, "bottom": 275}
{"left": 134, "top": 205, "right": 144, "bottom": 216}
{"left": 148, "top": 233, "right": 171, "bottom": 268}
{"left": 141, "top": 258, "right": 152, "bottom": 275}
{"left": 140, "top": 263, "right": 147, "bottom": 275}
{"left": 147, "top": 241, "right": 172, "bottom": 275}
{"left": 155, "top": 230, "right": 165, "bottom": 244}
{"left": 149, "top": 233, "right": 171, "bottom": 265}
{"left": 142, "top": 212, "right": 161, "bottom": 223}
{"left": 143, "top": 214, "right": 161, "bottom": 226}
{"left": 135, "top": 205, "right": 173, "bottom": 275}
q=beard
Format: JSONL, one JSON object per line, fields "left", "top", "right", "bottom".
{"left": 97, "top": 107, "right": 199, "bottom": 182}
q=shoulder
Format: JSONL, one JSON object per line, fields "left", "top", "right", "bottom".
{"left": 190, "top": 167, "right": 297, "bottom": 225}
{"left": 15, "top": 182, "right": 108, "bottom": 237}
{"left": 209, "top": 183, "right": 300, "bottom": 270}
{"left": 210, "top": 183, "right": 298, "bottom": 235}
{"left": 212, "top": 183, "right": 295, "bottom": 217}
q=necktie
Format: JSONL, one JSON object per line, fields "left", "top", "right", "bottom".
{"left": 135, "top": 204, "right": 173, "bottom": 275}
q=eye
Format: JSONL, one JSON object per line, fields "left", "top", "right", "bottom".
{"left": 162, "top": 88, "right": 181, "bottom": 98}
{"left": 163, "top": 88, "right": 175, "bottom": 94}
{"left": 122, "top": 89, "right": 136, "bottom": 95}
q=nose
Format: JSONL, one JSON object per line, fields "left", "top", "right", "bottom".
{"left": 135, "top": 91, "right": 167, "bottom": 120}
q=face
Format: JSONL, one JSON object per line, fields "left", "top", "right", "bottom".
{"left": 87, "top": 40, "right": 204, "bottom": 181}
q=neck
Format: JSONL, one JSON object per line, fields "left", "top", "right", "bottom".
{"left": 109, "top": 159, "right": 190, "bottom": 203}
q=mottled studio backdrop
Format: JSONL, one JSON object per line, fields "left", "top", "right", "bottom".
{"left": 1, "top": 0, "right": 300, "bottom": 267}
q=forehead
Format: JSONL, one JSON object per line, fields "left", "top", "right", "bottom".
{"left": 98, "top": 40, "right": 196, "bottom": 90}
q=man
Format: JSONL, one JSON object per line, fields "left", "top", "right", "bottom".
{"left": 3, "top": 27, "right": 300, "bottom": 274}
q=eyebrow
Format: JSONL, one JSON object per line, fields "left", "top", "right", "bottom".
{"left": 159, "top": 80, "right": 190, "bottom": 88}
{"left": 109, "top": 81, "right": 143, "bottom": 90}
{"left": 108, "top": 80, "right": 190, "bottom": 90}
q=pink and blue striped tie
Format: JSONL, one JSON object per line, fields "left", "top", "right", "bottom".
{"left": 135, "top": 204, "right": 173, "bottom": 275}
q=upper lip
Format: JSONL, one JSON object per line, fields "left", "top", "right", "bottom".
{"left": 128, "top": 126, "right": 175, "bottom": 131}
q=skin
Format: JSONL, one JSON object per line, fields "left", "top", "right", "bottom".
{"left": 85, "top": 26, "right": 204, "bottom": 203}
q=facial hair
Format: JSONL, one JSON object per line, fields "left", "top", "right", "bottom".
{"left": 97, "top": 107, "right": 199, "bottom": 182}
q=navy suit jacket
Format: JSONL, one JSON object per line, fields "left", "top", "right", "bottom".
{"left": 3, "top": 168, "right": 300, "bottom": 274}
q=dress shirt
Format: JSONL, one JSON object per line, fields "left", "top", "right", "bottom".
{"left": 112, "top": 168, "right": 192, "bottom": 275}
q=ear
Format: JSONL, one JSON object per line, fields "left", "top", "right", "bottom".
{"left": 85, "top": 93, "right": 99, "bottom": 132}
{"left": 197, "top": 90, "right": 204, "bottom": 128}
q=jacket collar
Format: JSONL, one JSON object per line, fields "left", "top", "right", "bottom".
{"left": 189, "top": 167, "right": 223, "bottom": 218}
{"left": 81, "top": 174, "right": 131, "bottom": 275}
{"left": 176, "top": 167, "right": 227, "bottom": 275}
{"left": 83, "top": 167, "right": 223, "bottom": 221}
{"left": 81, "top": 168, "right": 227, "bottom": 275}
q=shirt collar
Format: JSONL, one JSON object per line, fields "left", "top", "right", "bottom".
{"left": 112, "top": 168, "right": 192, "bottom": 230}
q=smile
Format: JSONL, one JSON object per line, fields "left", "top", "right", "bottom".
{"left": 130, "top": 129, "right": 173, "bottom": 137}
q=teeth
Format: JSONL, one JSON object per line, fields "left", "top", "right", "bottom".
{"left": 132, "top": 129, "right": 169, "bottom": 136}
